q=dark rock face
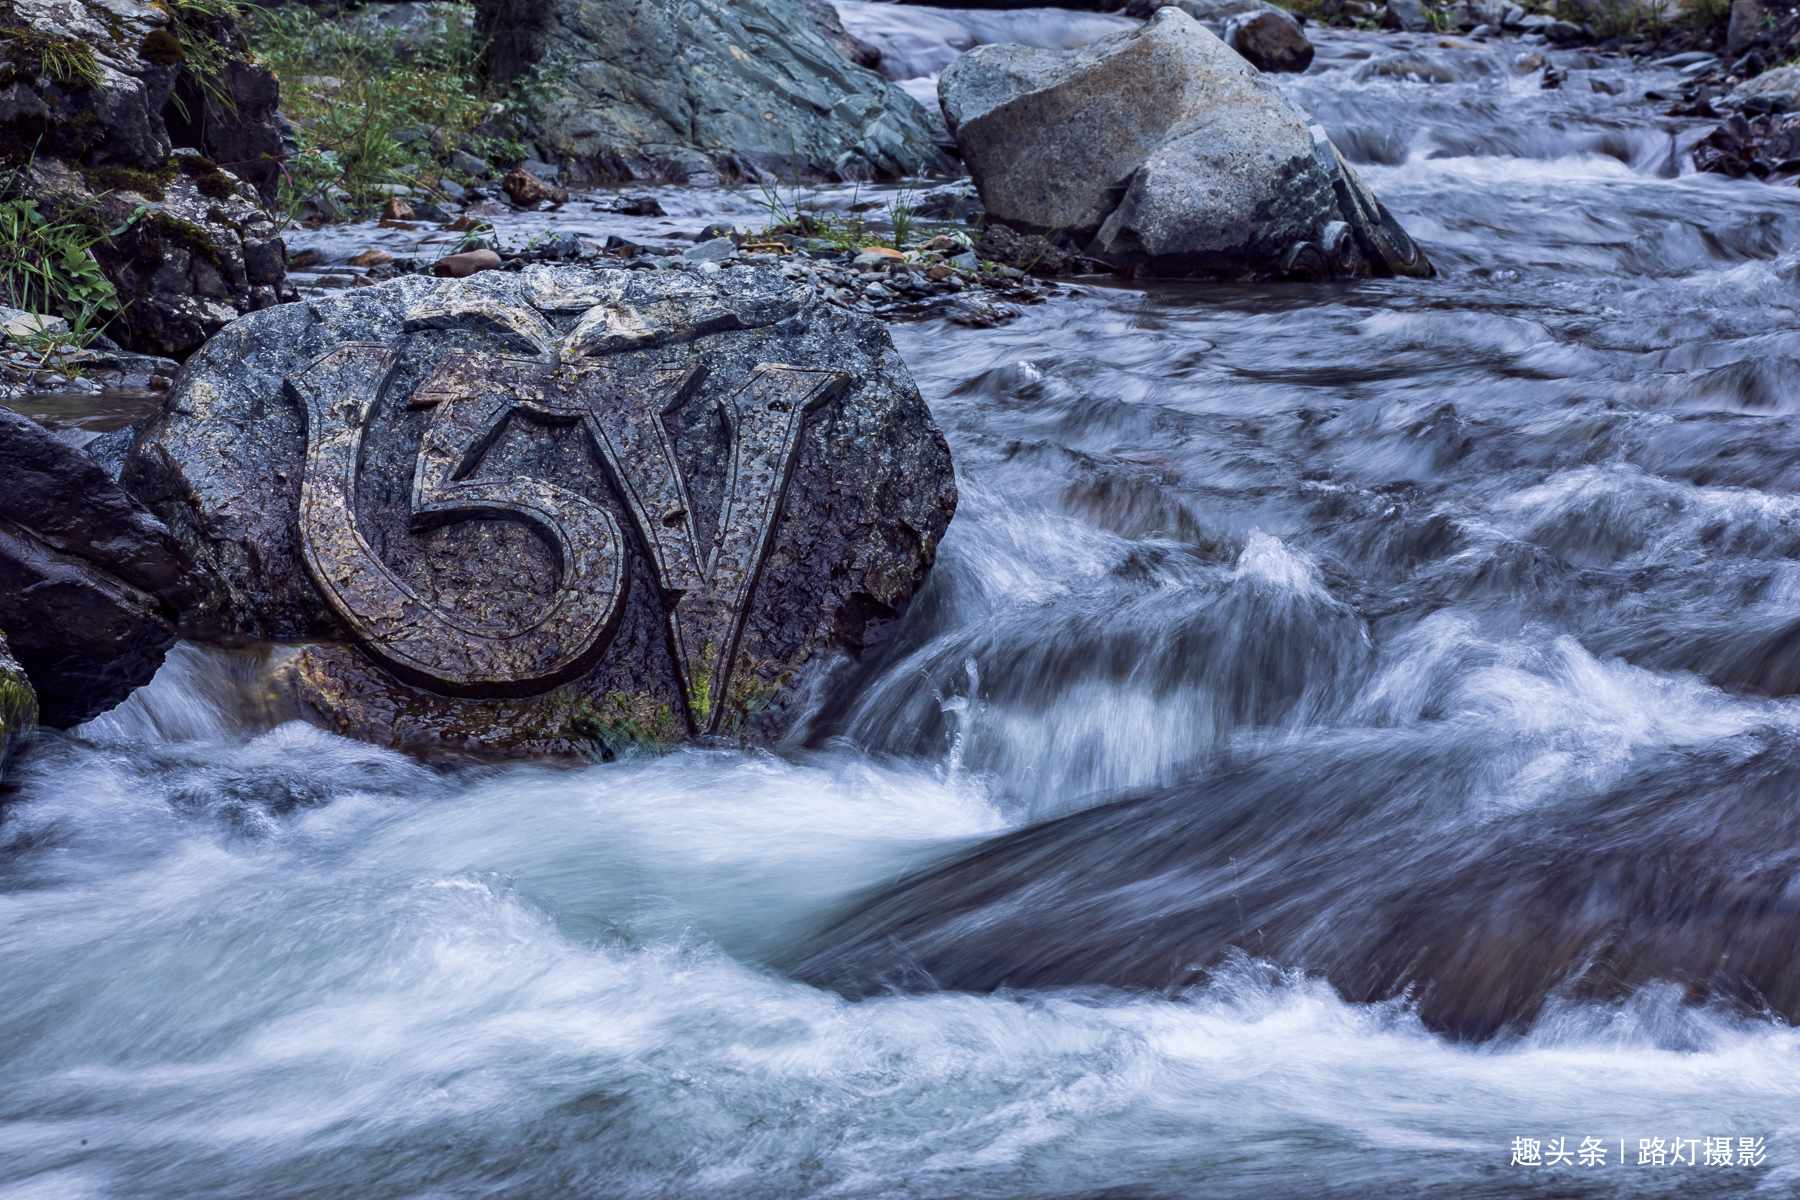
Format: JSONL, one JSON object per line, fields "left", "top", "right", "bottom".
{"left": 0, "top": 0, "right": 291, "bottom": 358}
{"left": 792, "top": 0, "right": 884, "bottom": 70}
{"left": 0, "top": 404, "right": 203, "bottom": 726}
{"left": 1693, "top": 112, "right": 1800, "bottom": 180}
{"left": 38, "top": 152, "right": 294, "bottom": 359}
{"left": 1381, "top": 0, "right": 1428, "bottom": 31}
{"left": 476, "top": 0, "right": 955, "bottom": 184}
{"left": 0, "top": 630, "right": 34, "bottom": 773}
{"left": 939, "top": 9, "right": 1430, "bottom": 280}
{"left": 118, "top": 266, "right": 957, "bottom": 754}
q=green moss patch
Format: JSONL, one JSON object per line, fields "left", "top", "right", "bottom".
{"left": 90, "top": 164, "right": 170, "bottom": 201}
{"left": 179, "top": 154, "right": 240, "bottom": 200}
{"left": 139, "top": 29, "right": 185, "bottom": 67}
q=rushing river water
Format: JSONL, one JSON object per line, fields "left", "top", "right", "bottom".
{"left": 8, "top": 15, "right": 1800, "bottom": 1200}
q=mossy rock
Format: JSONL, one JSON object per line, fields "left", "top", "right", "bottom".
{"left": 0, "top": 629, "right": 37, "bottom": 775}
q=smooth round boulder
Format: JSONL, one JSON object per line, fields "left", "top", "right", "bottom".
{"left": 1225, "top": 9, "right": 1314, "bottom": 72}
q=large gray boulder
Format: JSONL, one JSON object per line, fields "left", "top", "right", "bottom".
{"left": 940, "top": 7, "right": 1430, "bottom": 279}
{"left": 0, "top": 405, "right": 204, "bottom": 726}
{"left": 116, "top": 265, "right": 957, "bottom": 755}
{"left": 476, "top": 0, "right": 955, "bottom": 183}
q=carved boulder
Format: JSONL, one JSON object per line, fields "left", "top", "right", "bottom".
{"left": 118, "top": 265, "right": 957, "bottom": 753}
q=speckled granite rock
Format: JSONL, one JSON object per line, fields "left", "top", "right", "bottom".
{"left": 940, "top": 8, "right": 1431, "bottom": 280}
{"left": 118, "top": 264, "right": 958, "bottom": 754}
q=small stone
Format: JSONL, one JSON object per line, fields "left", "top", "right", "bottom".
{"left": 1225, "top": 9, "right": 1314, "bottom": 73}
{"left": 853, "top": 249, "right": 902, "bottom": 271}
{"left": 502, "top": 167, "right": 569, "bottom": 208}
{"left": 450, "top": 150, "right": 491, "bottom": 177}
{"left": 925, "top": 264, "right": 950, "bottom": 282}
{"left": 432, "top": 249, "right": 503, "bottom": 278}
{"left": 684, "top": 237, "right": 737, "bottom": 263}
{"left": 438, "top": 178, "right": 467, "bottom": 200}
{"left": 1514, "top": 51, "right": 1546, "bottom": 72}
{"left": 299, "top": 75, "right": 343, "bottom": 92}
{"left": 348, "top": 250, "right": 393, "bottom": 268}
{"left": 922, "top": 235, "right": 962, "bottom": 253}
{"left": 381, "top": 198, "right": 415, "bottom": 221}
{"left": 0, "top": 307, "right": 69, "bottom": 340}
{"left": 612, "top": 194, "right": 665, "bottom": 216}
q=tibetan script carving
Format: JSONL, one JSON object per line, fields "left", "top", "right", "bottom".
{"left": 288, "top": 339, "right": 849, "bottom": 731}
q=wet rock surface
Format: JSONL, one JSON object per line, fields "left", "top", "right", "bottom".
{"left": 475, "top": 0, "right": 954, "bottom": 184}
{"left": 1694, "top": 111, "right": 1800, "bottom": 179}
{"left": 938, "top": 9, "right": 1432, "bottom": 279}
{"left": 1224, "top": 7, "right": 1314, "bottom": 72}
{"left": 0, "top": 629, "right": 33, "bottom": 774}
{"left": 0, "top": 404, "right": 201, "bottom": 726}
{"left": 0, "top": 0, "right": 291, "bottom": 358}
{"left": 116, "top": 265, "right": 957, "bottom": 753}
{"left": 791, "top": 731, "right": 1800, "bottom": 1041}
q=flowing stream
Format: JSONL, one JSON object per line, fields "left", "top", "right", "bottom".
{"left": 8, "top": 16, "right": 1800, "bottom": 1200}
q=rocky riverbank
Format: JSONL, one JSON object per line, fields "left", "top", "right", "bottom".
{"left": 0, "top": 0, "right": 1776, "bottom": 762}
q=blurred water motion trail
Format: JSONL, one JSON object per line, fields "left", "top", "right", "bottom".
{"left": 7, "top": 21, "right": 1800, "bottom": 1200}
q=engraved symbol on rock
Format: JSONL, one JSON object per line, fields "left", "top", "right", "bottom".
{"left": 287, "top": 344, "right": 629, "bottom": 697}
{"left": 289, "top": 338, "right": 849, "bottom": 730}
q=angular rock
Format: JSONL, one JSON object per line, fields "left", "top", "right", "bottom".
{"left": 608, "top": 194, "right": 666, "bottom": 217}
{"left": 1224, "top": 8, "right": 1314, "bottom": 73}
{"left": 0, "top": 630, "right": 35, "bottom": 774}
{"left": 940, "top": 9, "right": 1432, "bottom": 280}
{"left": 1728, "top": 0, "right": 1767, "bottom": 59}
{"left": 792, "top": 0, "right": 884, "bottom": 69}
{"left": 1733, "top": 63, "right": 1800, "bottom": 100}
{"left": 0, "top": 0, "right": 291, "bottom": 358}
{"left": 502, "top": 166, "right": 569, "bottom": 208}
{"left": 0, "top": 404, "right": 204, "bottom": 726}
{"left": 116, "top": 266, "right": 958, "bottom": 754}
{"left": 476, "top": 0, "right": 955, "bottom": 183}
{"left": 1382, "top": 0, "right": 1428, "bottom": 31}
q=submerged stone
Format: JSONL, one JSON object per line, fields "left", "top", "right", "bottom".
{"left": 117, "top": 265, "right": 957, "bottom": 754}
